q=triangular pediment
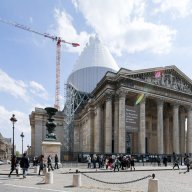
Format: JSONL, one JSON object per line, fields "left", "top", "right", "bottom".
{"left": 125, "top": 65, "right": 192, "bottom": 94}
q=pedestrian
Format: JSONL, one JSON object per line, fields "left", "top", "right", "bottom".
{"left": 54, "top": 154, "right": 59, "bottom": 169}
{"left": 185, "top": 156, "right": 190, "bottom": 172}
{"left": 157, "top": 155, "right": 161, "bottom": 166}
{"left": 38, "top": 155, "right": 44, "bottom": 175}
{"left": 130, "top": 156, "right": 135, "bottom": 171}
{"left": 20, "top": 153, "right": 29, "bottom": 178}
{"left": 163, "top": 155, "right": 168, "bottom": 167}
{"left": 8, "top": 155, "right": 19, "bottom": 177}
{"left": 173, "top": 156, "right": 180, "bottom": 170}
{"left": 113, "top": 157, "right": 120, "bottom": 172}
{"left": 87, "top": 155, "right": 91, "bottom": 168}
{"left": 47, "top": 155, "right": 54, "bottom": 171}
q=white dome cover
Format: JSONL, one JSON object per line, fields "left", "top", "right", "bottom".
{"left": 67, "top": 35, "right": 119, "bottom": 93}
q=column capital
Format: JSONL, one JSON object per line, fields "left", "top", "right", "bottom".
{"left": 171, "top": 102, "right": 180, "bottom": 108}
{"left": 116, "top": 89, "right": 127, "bottom": 98}
{"left": 104, "top": 90, "right": 114, "bottom": 101}
{"left": 186, "top": 105, "right": 192, "bottom": 112}
{"left": 156, "top": 98, "right": 164, "bottom": 106}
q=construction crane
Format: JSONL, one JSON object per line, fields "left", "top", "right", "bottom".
{"left": 0, "top": 18, "right": 80, "bottom": 111}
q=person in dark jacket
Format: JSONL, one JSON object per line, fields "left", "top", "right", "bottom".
{"left": 8, "top": 155, "right": 19, "bottom": 177}
{"left": 20, "top": 153, "right": 29, "bottom": 178}
{"left": 47, "top": 155, "right": 54, "bottom": 171}
{"left": 54, "top": 154, "right": 59, "bottom": 169}
{"left": 38, "top": 155, "right": 44, "bottom": 175}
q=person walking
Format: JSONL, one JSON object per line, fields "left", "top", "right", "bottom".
{"left": 47, "top": 155, "right": 54, "bottom": 171}
{"left": 173, "top": 155, "right": 180, "bottom": 170}
{"left": 113, "top": 157, "right": 120, "bottom": 172}
{"left": 185, "top": 156, "right": 190, "bottom": 172}
{"left": 87, "top": 155, "right": 91, "bottom": 168}
{"left": 54, "top": 154, "right": 59, "bottom": 169}
{"left": 130, "top": 156, "right": 135, "bottom": 171}
{"left": 20, "top": 153, "right": 29, "bottom": 178}
{"left": 8, "top": 155, "right": 19, "bottom": 177}
{"left": 38, "top": 155, "right": 44, "bottom": 175}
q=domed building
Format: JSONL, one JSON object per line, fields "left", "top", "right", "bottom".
{"left": 67, "top": 35, "right": 119, "bottom": 93}
{"left": 30, "top": 36, "right": 192, "bottom": 161}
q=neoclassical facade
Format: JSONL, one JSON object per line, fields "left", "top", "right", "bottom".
{"left": 30, "top": 108, "right": 65, "bottom": 158}
{"left": 73, "top": 65, "right": 192, "bottom": 155}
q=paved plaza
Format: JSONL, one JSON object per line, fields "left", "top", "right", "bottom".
{"left": 0, "top": 163, "right": 192, "bottom": 192}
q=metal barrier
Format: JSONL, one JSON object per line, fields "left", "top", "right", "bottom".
{"left": 81, "top": 172, "right": 152, "bottom": 184}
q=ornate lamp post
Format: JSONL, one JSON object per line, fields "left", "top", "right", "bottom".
{"left": 10, "top": 114, "right": 17, "bottom": 156}
{"left": 20, "top": 132, "right": 24, "bottom": 154}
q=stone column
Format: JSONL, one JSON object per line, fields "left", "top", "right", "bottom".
{"left": 87, "top": 110, "right": 94, "bottom": 152}
{"left": 118, "top": 90, "right": 126, "bottom": 153}
{"left": 180, "top": 108, "right": 186, "bottom": 154}
{"left": 114, "top": 95, "right": 119, "bottom": 153}
{"left": 173, "top": 104, "right": 180, "bottom": 154}
{"left": 104, "top": 92, "right": 112, "bottom": 153}
{"left": 164, "top": 115, "right": 170, "bottom": 154}
{"left": 139, "top": 98, "right": 146, "bottom": 154}
{"left": 157, "top": 99, "right": 164, "bottom": 154}
{"left": 187, "top": 107, "right": 192, "bottom": 153}
{"left": 94, "top": 104, "right": 102, "bottom": 153}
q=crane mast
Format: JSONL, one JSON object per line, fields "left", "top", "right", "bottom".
{"left": 55, "top": 38, "right": 61, "bottom": 110}
{"left": 0, "top": 18, "right": 80, "bottom": 110}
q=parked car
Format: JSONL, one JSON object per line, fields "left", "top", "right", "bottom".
{"left": 0, "top": 160, "right": 4, "bottom": 165}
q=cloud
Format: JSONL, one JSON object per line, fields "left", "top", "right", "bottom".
{"left": 53, "top": 8, "right": 91, "bottom": 54}
{"left": 0, "top": 68, "right": 49, "bottom": 102}
{"left": 71, "top": 0, "right": 176, "bottom": 55}
{"left": 29, "top": 81, "right": 48, "bottom": 100}
{"left": 0, "top": 69, "right": 29, "bottom": 101}
{"left": 153, "top": 0, "right": 192, "bottom": 18}
{"left": 0, "top": 105, "right": 31, "bottom": 153}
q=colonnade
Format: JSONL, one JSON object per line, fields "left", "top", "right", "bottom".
{"left": 77, "top": 90, "right": 192, "bottom": 155}
{"left": 76, "top": 91, "right": 192, "bottom": 154}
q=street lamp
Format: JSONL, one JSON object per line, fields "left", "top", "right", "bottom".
{"left": 20, "top": 132, "right": 24, "bottom": 154}
{"left": 10, "top": 114, "right": 17, "bottom": 157}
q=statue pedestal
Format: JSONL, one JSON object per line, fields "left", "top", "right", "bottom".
{"left": 42, "top": 141, "right": 62, "bottom": 162}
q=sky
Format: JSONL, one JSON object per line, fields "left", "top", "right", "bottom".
{"left": 1, "top": 0, "right": 192, "bottom": 154}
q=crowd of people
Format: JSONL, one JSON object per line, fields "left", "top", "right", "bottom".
{"left": 85, "top": 153, "right": 191, "bottom": 172}
{"left": 7, "top": 152, "right": 191, "bottom": 178}
{"left": 86, "top": 154, "right": 136, "bottom": 172}
{"left": 8, "top": 153, "right": 59, "bottom": 178}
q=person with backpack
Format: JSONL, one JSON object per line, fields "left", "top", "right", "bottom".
{"left": 20, "top": 153, "right": 29, "bottom": 178}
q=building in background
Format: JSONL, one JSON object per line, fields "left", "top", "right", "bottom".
{"left": 0, "top": 133, "right": 12, "bottom": 160}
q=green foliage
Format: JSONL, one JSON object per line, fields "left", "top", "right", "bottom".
{"left": 16, "top": 151, "right": 20, "bottom": 156}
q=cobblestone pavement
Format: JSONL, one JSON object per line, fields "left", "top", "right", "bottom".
{"left": 0, "top": 163, "right": 192, "bottom": 192}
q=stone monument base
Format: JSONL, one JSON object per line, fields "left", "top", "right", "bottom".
{"left": 42, "top": 141, "right": 62, "bottom": 162}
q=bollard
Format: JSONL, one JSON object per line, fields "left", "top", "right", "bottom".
{"left": 17, "top": 165, "right": 21, "bottom": 174}
{"left": 148, "top": 178, "right": 158, "bottom": 192}
{"left": 45, "top": 171, "right": 53, "bottom": 184}
{"left": 73, "top": 174, "right": 81, "bottom": 187}
{"left": 43, "top": 167, "right": 48, "bottom": 175}
{"left": 34, "top": 166, "right": 39, "bottom": 174}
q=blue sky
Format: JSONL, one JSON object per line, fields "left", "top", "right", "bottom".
{"left": 1, "top": 0, "right": 192, "bottom": 154}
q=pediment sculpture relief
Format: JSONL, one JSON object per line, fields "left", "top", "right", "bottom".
{"left": 129, "top": 70, "right": 192, "bottom": 94}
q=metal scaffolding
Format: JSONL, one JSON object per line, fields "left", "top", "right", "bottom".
{"left": 63, "top": 83, "right": 91, "bottom": 152}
